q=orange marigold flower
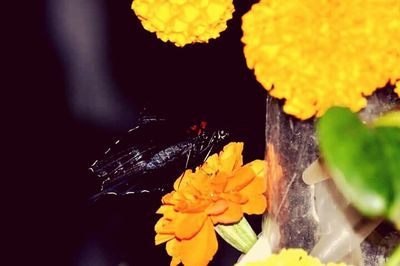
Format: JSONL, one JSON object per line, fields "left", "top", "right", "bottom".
{"left": 132, "top": 0, "right": 234, "bottom": 47}
{"left": 155, "top": 142, "right": 267, "bottom": 265}
{"left": 242, "top": 0, "right": 400, "bottom": 120}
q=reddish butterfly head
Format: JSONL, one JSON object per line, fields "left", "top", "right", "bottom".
{"left": 188, "top": 120, "right": 208, "bottom": 136}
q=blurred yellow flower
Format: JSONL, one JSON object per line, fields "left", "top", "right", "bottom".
{"left": 237, "top": 248, "right": 349, "bottom": 266}
{"left": 242, "top": 0, "right": 400, "bottom": 119}
{"left": 155, "top": 142, "right": 266, "bottom": 265}
{"left": 132, "top": 0, "right": 234, "bottom": 47}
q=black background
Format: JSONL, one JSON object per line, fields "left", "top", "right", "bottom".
{"left": 9, "top": 0, "right": 267, "bottom": 265}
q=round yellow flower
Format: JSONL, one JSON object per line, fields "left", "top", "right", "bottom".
{"left": 132, "top": 0, "right": 234, "bottom": 47}
{"left": 242, "top": 0, "right": 400, "bottom": 119}
{"left": 238, "top": 248, "right": 349, "bottom": 266}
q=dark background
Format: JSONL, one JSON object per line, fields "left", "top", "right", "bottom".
{"left": 10, "top": 0, "right": 267, "bottom": 265}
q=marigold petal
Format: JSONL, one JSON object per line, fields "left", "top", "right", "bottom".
{"left": 155, "top": 217, "right": 171, "bottom": 232}
{"left": 210, "top": 201, "right": 243, "bottom": 224}
{"left": 175, "top": 212, "right": 208, "bottom": 239}
{"left": 162, "top": 192, "right": 176, "bottom": 205}
{"left": 206, "top": 199, "right": 229, "bottom": 215}
{"left": 202, "top": 153, "right": 219, "bottom": 175}
{"left": 247, "top": 159, "right": 265, "bottom": 178}
{"left": 225, "top": 165, "right": 255, "bottom": 192}
{"left": 189, "top": 172, "right": 210, "bottom": 192}
{"left": 176, "top": 198, "right": 210, "bottom": 213}
{"left": 156, "top": 206, "right": 166, "bottom": 214}
{"left": 156, "top": 205, "right": 174, "bottom": 214}
{"left": 240, "top": 174, "right": 266, "bottom": 195}
{"left": 166, "top": 239, "right": 182, "bottom": 266}
{"left": 241, "top": 194, "right": 267, "bottom": 215}
{"left": 155, "top": 216, "right": 177, "bottom": 233}
{"left": 219, "top": 142, "right": 244, "bottom": 174}
{"left": 180, "top": 218, "right": 218, "bottom": 266}
{"left": 210, "top": 172, "right": 228, "bottom": 192}
{"left": 173, "top": 169, "right": 193, "bottom": 191}
{"left": 158, "top": 205, "right": 177, "bottom": 220}
{"left": 221, "top": 192, "right": 248, "bottom": 204}
{"left": 155, "top": 233, "right": 175, "bottom": 245}
{"left": 170, "top": 257, "right": 181, "bottom": 266}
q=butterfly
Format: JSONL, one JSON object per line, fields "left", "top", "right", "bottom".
{"left": 89, "top": 114, "right": 230, "bottom": 202}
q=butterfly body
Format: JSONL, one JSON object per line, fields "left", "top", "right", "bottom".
{"left": 90, "top": 115, "right": 229, "bottom": 201}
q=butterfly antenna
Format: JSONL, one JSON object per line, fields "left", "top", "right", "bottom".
{"left": 185, "top": 143, "right": 193, "bottom": 169}
{"left": 202, "top": 131, "right": 218, "bottom": 162}
{"left": 203, "top": 143, "right": 215, "bottom": 162}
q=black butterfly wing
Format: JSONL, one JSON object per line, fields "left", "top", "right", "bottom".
{"left": 89, "top": 116, "right": 230, "bottom": 201}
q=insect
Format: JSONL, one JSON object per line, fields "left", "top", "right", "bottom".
{"left": 89, "top": 114, "right": 230, "bottom": 202}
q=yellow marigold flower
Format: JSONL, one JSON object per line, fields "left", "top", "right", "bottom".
{"left": 237, "top": 248, "right": 350, "bottom": 266}
{"left": 155, "top": 142, "right": 266, "bottom": 265}
{"left": 242, "top": 0, "right": 400, "bottom": 119}
{"left": 132, "top": 0, "right": 234, "bottom": 47}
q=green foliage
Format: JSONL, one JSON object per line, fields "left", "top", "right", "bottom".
{"left": 317, "top": 107, "right": 400, "bottom": 226}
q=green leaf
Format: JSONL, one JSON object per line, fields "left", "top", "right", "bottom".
{"left": 317, "top": 107, "right": 393, "bottom": 217}
{"left": 375, "top": 127, "right": 400, "bottom": 226}
{"left": 385, "top": 245, "right": 400, "bottom": 266}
